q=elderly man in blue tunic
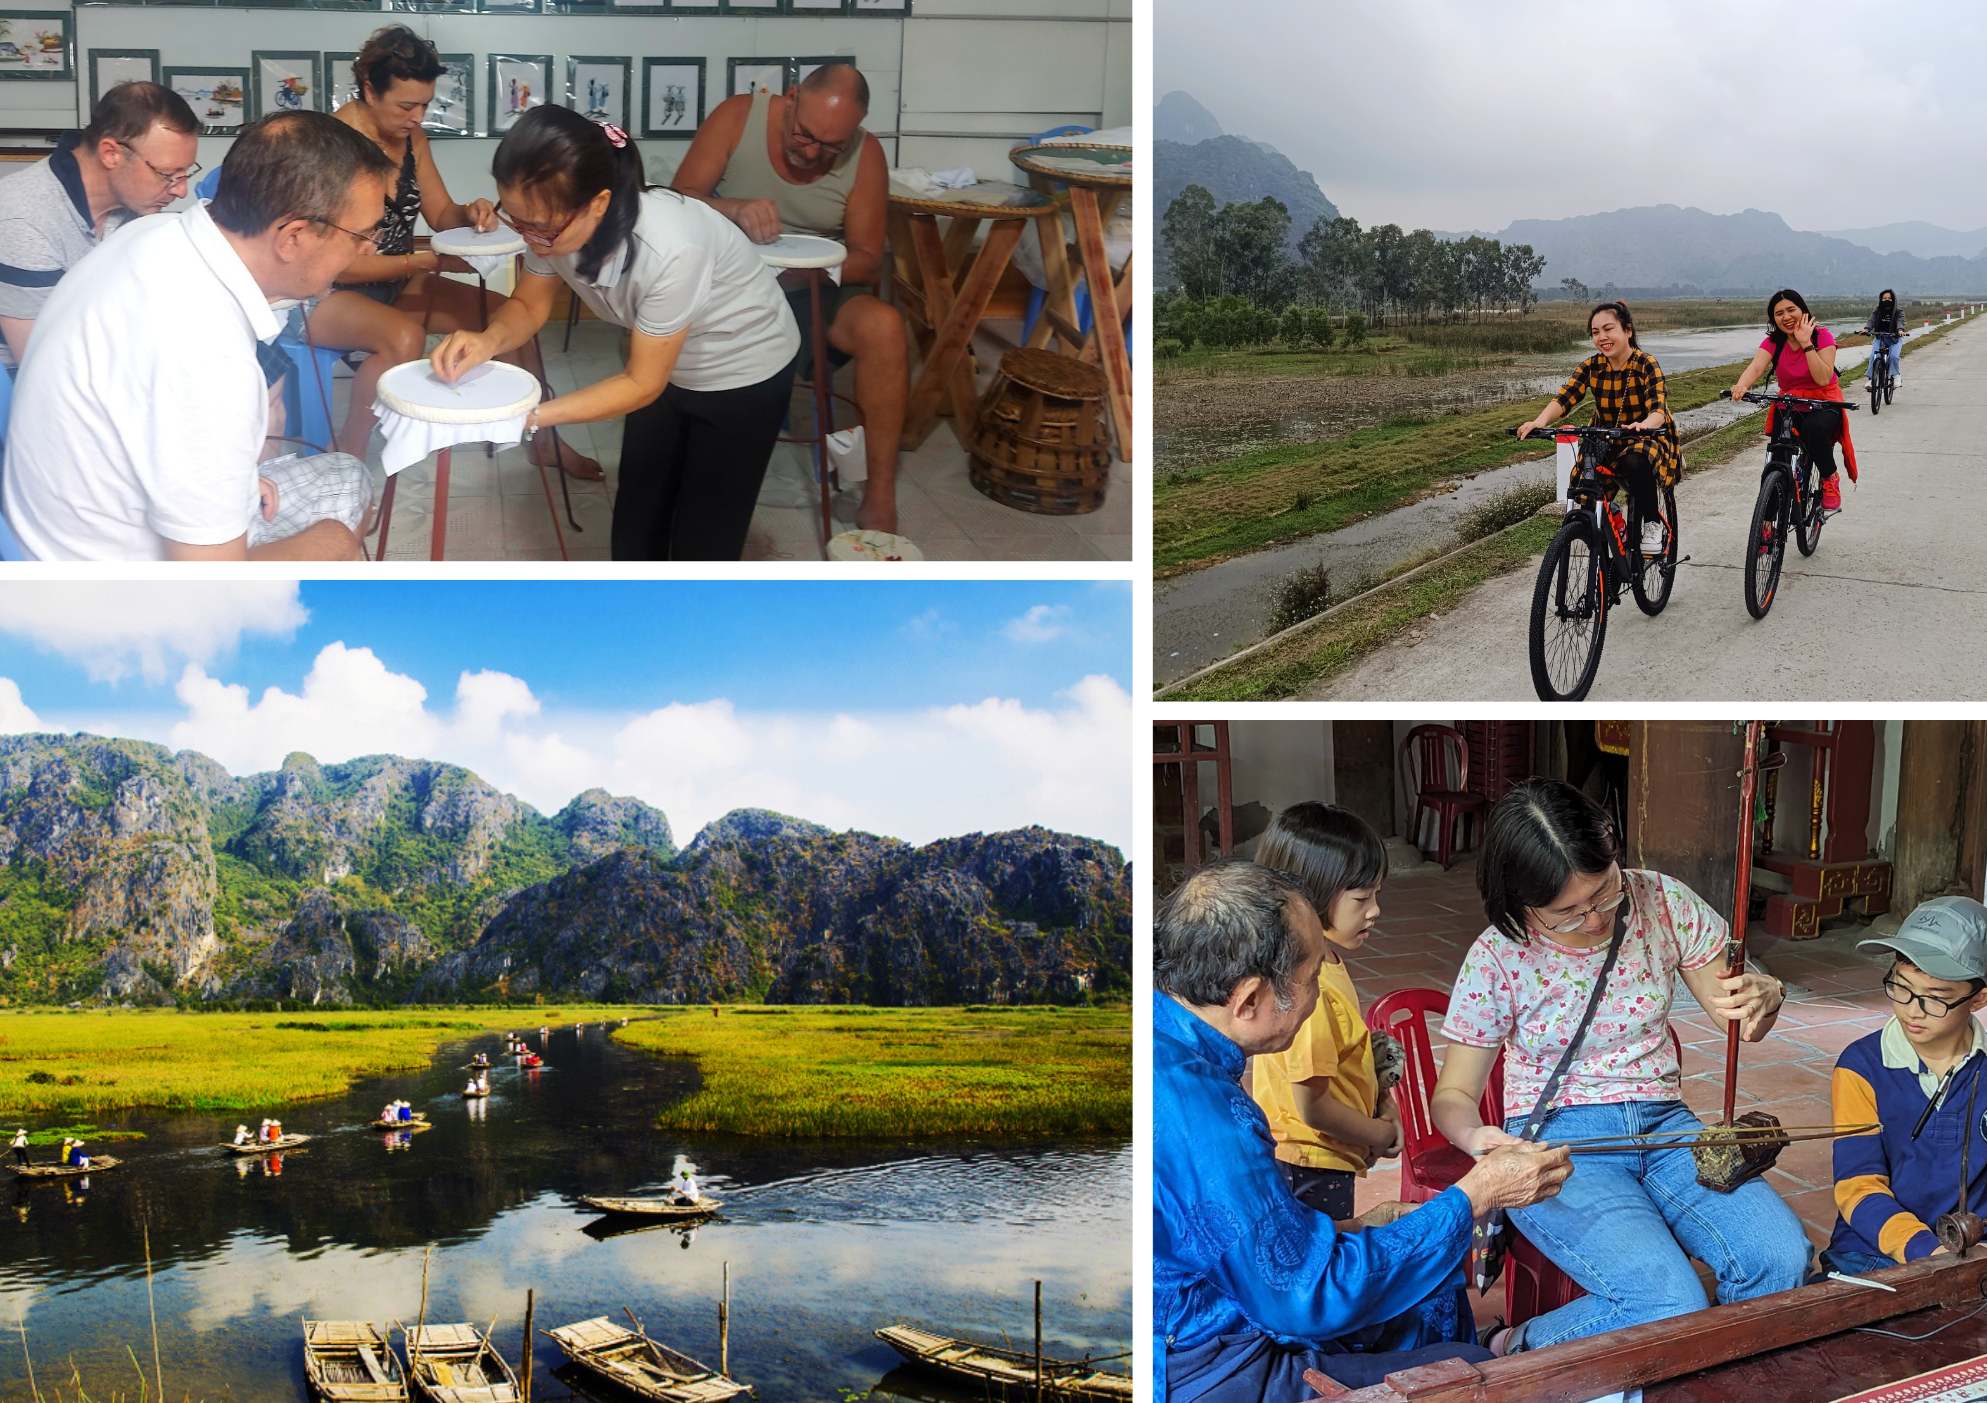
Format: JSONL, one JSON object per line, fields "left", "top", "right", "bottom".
{"left": 1154, "top": 860, "right": 1574, "bottom": 1401}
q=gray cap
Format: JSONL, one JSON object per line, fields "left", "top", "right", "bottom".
{"left": 1859, "top": 896, "right": 1987, "bottom": 981}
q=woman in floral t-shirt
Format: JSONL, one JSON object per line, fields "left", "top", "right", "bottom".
{"left": 1430, "top": 779, "right": 1810, "bottom": 1355}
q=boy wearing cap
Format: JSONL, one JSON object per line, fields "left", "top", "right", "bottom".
{"left": 1825, "top": 896, "right": 1987, "bottom": 1275}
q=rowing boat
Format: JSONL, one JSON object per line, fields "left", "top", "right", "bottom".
{"left": 544, "top": 1316, "right": 750, "bottom": 1401}
{"left": 305, "top": 1320, "right": 409, "bottom": 1401}
{"left": 577, "top": 1195, "right": 723, "bottom": 1220}
{"left": 371, "top": 1114, "right": 432, "bottom": 1132}
{"left": 223, "top": 1134, "right": 310, "bottom": 1153}
{"left": 403, "top": 1322, "right": 520, "bottom": 1403}
{"left": 10, "top": 1154, "right": 122, "bottom": 1179}
{"left": 874, "top": 1325, "right": 1133, "bottom": 1401}
{"left": 462, "top": 1088, "right": 491, "bottom": 1099}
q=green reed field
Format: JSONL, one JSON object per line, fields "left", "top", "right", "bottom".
{"left": 615, "top": 1005, "right": 1132, "bottom": 1139}
{"left": 0, "top": 1006, "right": 610, "bottom": 1118}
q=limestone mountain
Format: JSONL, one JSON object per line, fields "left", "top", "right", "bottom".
{"left": 1153, "top": 90, "right": 1339, "bottom": 285}
{"left": 0, "top": 734, "right": 1127, "bottom": 1008}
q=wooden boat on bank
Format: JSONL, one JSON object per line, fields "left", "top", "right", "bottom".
{"left": 874, "top": 1325, "right": 1133, "bottom": 1401}
{"left": 402, "top": 1322, "right": 520, "bottom": 1403}
{"left": 545, "top": 1316, "right": 750, "bottom": 1402}
{"left": 371, "top": 1114, "right": 432, "bottom": 1132}
{"left": 577, "top": 1194, "right": 723, "bottom": 1220}
{"left": 224, "top": 1134, "right": 311, "bottom": 1153}
{"left": 461, "top": 1088, "right": 491, "bottom": 1100}
{"left": 304, "top": 1319, "right": 409, "bottom": 1401}
{"left": 10, "top": 1154, "right": 122, "bottom": 1179}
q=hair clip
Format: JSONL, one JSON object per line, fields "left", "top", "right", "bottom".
{"left": 600, "top": 121, "right": 629, "bottom": 149}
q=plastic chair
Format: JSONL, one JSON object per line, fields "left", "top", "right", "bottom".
{"left": 197, "top": 169, "right": 343, "bottom": 453}
{"left": 1400, "top": 724, "right": 1489, "bottom": 869}
{"left": 1366, "top": 987, "right": 1683, "bottom": 1327}
{"left": 0, "top": 363, "right": 28, "bottom": 561}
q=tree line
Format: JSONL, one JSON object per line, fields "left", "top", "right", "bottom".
{"left": 1162, "top": 185, "right": 1550, "bottom": 326}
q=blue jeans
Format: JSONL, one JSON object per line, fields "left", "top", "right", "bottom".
{"left": 1502, "top": 1100, "right": 1812, "bottom": 1351}
{"left": 1873, "top": 333, "right": 1901, "bottom": 380}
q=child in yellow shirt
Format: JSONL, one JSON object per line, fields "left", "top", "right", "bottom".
{"left": 1248, "top": 802, "right": 1398, "bottom": 1218}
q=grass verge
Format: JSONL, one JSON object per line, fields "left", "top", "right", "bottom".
{"left": 615, "top": 1005, "right": 1131, "bottom": 1139}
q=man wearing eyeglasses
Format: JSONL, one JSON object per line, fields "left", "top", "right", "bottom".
{"left": 3, "top": 110, "right": 392, "bottom": 560}
{"left": 1825, "top": 897, "right": 1987, "bottom": 1276}
{"left": 0, "top": 82, "right": 200, "bottom": 370}
{"left": 673, "top": 61, "right": 906, "bottom": 535}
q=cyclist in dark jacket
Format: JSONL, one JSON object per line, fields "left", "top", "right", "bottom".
{"left": 1865, "top": 289, "right": 1904, "bottom": 388}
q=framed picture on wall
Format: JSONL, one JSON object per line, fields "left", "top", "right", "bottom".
{"left": 792, "top": 55, "right": 845, "bottom": 88}
{"left": 489, "top": 53, "right": 550, "bottom": 135}
{"left": 721, "top": 0, "right": 784, "bottom": 12}
{"left": 640, "top": 57, "right": 703, "bottom": 139}
{"left": 850, "top": 0, "right": 908, "bottom": 12}
{"left": 390, "top": 0, "right": 474, "bottom": 13}
{"left": 251, "top": 51, "right": 321, "bottom": 118}
{"left": 322, "top": 51, "right": 359, "bottom": 111}
{"left": 425, "top": 52, "right": 474, "bottom": 136}
{"left": 664, "top": 0, "right": 721, "bottom": 10}
{"left": 164, "top": 66, "right": 251, "bottom": 135}
{"left": 789, "top": 0, "right": 848, "bottom": 10}
{"left": 478, "top": 0, "right": 542, "bottom": 11}
{"left": 728, "top": 57, "right": 787, "bottom": 100}
{"left": 603, "top": 0, "right": 672, "bottom": 11}
{"left": 0, "top": 10, "right": 72, "bottom": 81}
{"left": 89, "top": 49, "right": 159, "bottom": 105}
{"left": 567, "top": 55, "right": 630, "bottom": 130}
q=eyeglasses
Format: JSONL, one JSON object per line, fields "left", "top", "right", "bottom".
{"left": 1883, "top": 975, "right": 1979, "bottom": 1019}
{"left": 117, "top": 141, "right": 202, "bottom": 189}
{"left": 302, "top": 216, "right": 384, "bottom": 251}
{"left": 494, "top": 202, "right": 581, "bottom": 247}
{"left": 1533, "top": 871, "right": 1627, "bottom": 935}
{"left": 786, "top": 108, "right": 851, "bottom": 159}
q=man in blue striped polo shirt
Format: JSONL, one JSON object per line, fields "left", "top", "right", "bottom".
{"left": 1826, "top": 897, "right": 1987, "bottom": 1274}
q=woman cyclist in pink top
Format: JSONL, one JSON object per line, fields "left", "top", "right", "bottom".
{"left": 1727, "top": 287, "right": 1860, "bottom": 513}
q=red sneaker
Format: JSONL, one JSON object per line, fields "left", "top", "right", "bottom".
{"left": 1822, "top": 475, "right": 1842, "bottom": 511}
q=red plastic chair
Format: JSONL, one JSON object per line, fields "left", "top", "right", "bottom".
{"left": 1399, "top": 725, "right": 1489, "bottom": 869}
{"left": 1366, "top": 987, "right": 1683, "bottom": 1326}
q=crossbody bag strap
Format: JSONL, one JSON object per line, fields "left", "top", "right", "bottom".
{"left": 1514, "top": 899, "right": 1632, "bottom": 1143}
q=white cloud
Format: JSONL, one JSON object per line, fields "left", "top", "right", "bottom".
{"left": 0, "top": 583, "right": 306, "bottom": 684}
{"left": 899, "top": 607, "right": 954, "bottom": 641}
{"left": 0, "top": 677, "right": 41, "bottom": 733}
{"left": 1003, "top": 603, "right": 1074, "bottom": 644}
{"left": 142, "top": 642, "right": 1131, "bottom": 849}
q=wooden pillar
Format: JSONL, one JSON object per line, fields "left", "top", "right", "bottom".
{"left": 1894, "top": 720, "right": 1987, "bottom": 912}
{"left": 1332, "top": 720, "right": 1397, "bottom": 838}
{"left": 1627, "top": 722, "right": 1746, "bottom": 915}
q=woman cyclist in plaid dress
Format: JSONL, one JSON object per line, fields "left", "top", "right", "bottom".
{"left": 1515, "top": 301, "right": 1678, "bottom": 555}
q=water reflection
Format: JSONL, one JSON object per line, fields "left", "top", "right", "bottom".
{"left": 0, "top": 1027, "right": 1129, "bottom": 1398}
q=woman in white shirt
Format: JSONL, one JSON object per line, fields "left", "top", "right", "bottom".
{"left": 431, "top": 106, "right": 801, "bottom": 560}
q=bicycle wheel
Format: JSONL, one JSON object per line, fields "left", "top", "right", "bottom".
{"left": 1529, "top": 514, "right": 1608, "bottom": 701}
{"left": 1885, "top": 377, "right": 1894, "bottom": 405}
{"left": 1869, "top": 369, "right": 1881, "bottom": 415}
{"left": 1630, "top": 484, "right": 1679, "bottom": 616}
{"left": 1745, "top": 471, "right": 1789, "bottom": 619}
{"left": 1794, "top": 450, "right": 1826, "bottom": 557}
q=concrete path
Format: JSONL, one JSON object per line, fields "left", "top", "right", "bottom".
{"left": 1309, "top": 315, "right": 1987, "bottom": 700}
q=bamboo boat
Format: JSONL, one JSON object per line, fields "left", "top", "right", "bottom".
{"left": 402, "top": 1322, "right": 520, "bottom": 1403}
{"left": 874, "top": 1325, "right": 1133, "bottom": 1401}
{"left": 371, "top": 1114, "right": 432, "bottom": 1132}
{"left": 224, "top": 1134, "right": 311, "bottom": 1153}
{"left": 462, "top": 1088, "right": 490, "bottom": 1099}
{"left": 544, "top": 1316, "right": 751, "bottom": 1402}
{"left": 10, "top": 1154, "right": 122, "bottom": 1179}
{"left": 577, "top": 1195, "right": 723, "bottom": 1220}
{"left": 304, "top": 1320, "right": 409, "bottom": 1402}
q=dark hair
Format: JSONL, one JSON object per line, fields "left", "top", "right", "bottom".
{"left": 209, "top": 110, "right": 395, "bottom": 239}
{"left": 492, "top": 104, "right": 648, "bottom": 283}
{"left": 1255, "top": 803, "right": 1385, "bottom": 933}
{"left": 1154, "top": 860, "right": 1306, "bottom": 1008}
{"left": 1588, "top": 299, "right": 1639, "bottom": 350}
{"left": 81, "top": 82, "right": 199, "bottom": 149}
{"left": 797, "top": 61, "right": 870, "bottom": 112}
{"left": 1879, "top": 288, "right": 1896, "bottom": 301}
{"left": 1889, "top": 957, "right": 1987, "bottom": 1000}
{"left": 1765, "top": 287, "right": 1812, "bottom": 361}
{"left": 354, "top": 24, "right": 445, "bottom": 101}
{"left": 1478, "top": 778, "right": 1621, "bottom": 941}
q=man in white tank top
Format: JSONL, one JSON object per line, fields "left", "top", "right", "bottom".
{"left": 673, "top": 63, "right": 906, "bottom": 535}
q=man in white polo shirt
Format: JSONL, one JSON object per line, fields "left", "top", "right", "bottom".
{"left": 3, "top": 110, "right": 392, "bottom": 560}
{"left": 0, "top": 81, "right": 200, "bottom": 369}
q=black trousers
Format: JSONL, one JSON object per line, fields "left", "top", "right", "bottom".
{"left": 1277, "top": 1161, "right": 1356, "bottom": 1219}
{"left": 611, "top": 354, "right": 801, "bottom": 560}
{"left": 11, "top": 1145, "right": 26, "bottom": 1166}
{"left": 1791, "top": 405, "right": 1844, "bottom": 480}
{"left": 1612, "top": 446, "right": 1661, "bottom": 524}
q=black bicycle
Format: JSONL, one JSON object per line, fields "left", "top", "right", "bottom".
{"left": 1514, "top": 423, "right": 1682, "bottom": 701}
{"left": 1864, "top": 326, "right": 1899, "bottom": 414}
{"left": 1723, "top": 390, "right": 1857, "bottom": 619}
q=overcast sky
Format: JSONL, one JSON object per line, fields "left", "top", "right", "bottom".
{"left": 1156, "top": 0, "right": 1987, "bottom": 233}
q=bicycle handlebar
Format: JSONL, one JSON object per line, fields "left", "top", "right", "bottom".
{"left": 1722, "top": 390, "right": 1859, "bottom": 411}
{"left": 1507, "top": 424, "right": 1661, "bottom": 441}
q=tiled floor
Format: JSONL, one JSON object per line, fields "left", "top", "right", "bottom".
{"left": 1341, "top": 853, "right": 1905, "bottom": 1320}
{"left": 336, "top": 316, "right": 1130, "bottom": 561}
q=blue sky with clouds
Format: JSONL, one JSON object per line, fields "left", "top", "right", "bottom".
{"left": 0, "top": 582, "right": 1132, "bottom": 850}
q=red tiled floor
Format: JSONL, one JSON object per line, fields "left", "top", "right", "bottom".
{"left": 1349, "top": 854, "right": 1911, "bottom": 1248}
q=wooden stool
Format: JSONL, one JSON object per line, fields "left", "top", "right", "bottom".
{"left": 967, "top": 348, "right": 1111, "bottom": 515}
